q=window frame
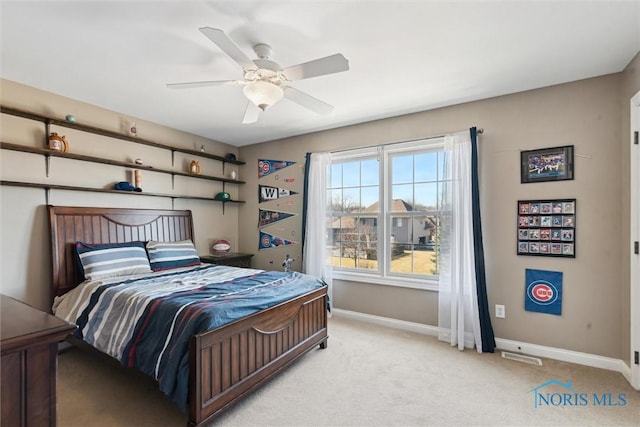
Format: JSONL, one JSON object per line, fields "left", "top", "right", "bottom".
{"left": 329, "top": 137, "right": 445, "bottom": 291}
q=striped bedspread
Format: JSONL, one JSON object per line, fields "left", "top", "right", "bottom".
{"left": 53, "top": 264, "right": 325, "bottom": 411}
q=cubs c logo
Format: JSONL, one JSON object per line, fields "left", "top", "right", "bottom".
{"left": 259, "top": 161, "right": 270, "bottom": 174}
{"left": 527, "top": 280, "right": 558, "bottom": 305}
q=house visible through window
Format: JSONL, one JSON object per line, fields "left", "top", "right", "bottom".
{"left": 328, "top": 137, "right": 447, "bottom": 289}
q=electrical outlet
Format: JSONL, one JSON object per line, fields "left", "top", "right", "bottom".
{"left": 495, "top": 304, "right": 505, "bottom": 318}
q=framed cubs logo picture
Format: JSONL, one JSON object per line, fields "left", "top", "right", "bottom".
{"left": 525, "top": 269, "right": 563, "bottom": 316}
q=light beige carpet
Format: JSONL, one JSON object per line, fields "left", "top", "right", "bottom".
{"left": 57, "top": 316, "right": 639, "bottom": 427}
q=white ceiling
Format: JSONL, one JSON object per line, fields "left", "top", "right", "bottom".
{"left": 1, "top": 1, "right": 639, "bottom": 147}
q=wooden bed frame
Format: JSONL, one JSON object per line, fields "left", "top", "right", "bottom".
{"left": 48, "top": 205, "right": 328, "bottom": 427}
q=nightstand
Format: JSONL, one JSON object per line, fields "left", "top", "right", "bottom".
{"left": 200, "top": 252, "right": 254, "bottom": 268}
{"left": 1, "top": 294, "right": 76, "bottom": 426}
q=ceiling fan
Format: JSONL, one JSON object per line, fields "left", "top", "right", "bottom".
{"left": 167, "top": 27, "right": 350, "bottom": 124}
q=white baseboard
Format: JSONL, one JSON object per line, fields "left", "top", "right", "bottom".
{"left": 496, "top": 337, "right": 632, "bottom": 380}
{"left": 332, "top": 308, "right": 439, "bottom": 336}
{"left": 332, "top": 308, "right": 631, "bottom": 379}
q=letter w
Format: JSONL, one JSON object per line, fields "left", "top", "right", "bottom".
{"left": 261, "top": 187, "right": 278, "bottom": 200}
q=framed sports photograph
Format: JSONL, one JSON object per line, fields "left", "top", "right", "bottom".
{"left": 520, "top": 145, "right": 574, "bottom": 184}
{"left": 517, "top": 198, "right": 576, "bottom": 258}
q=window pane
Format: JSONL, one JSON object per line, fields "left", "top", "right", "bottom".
{"left": 414, "top": 182, "right": 438, "bottom": 211}
{"left": 342, "top": 162, "right": 360, "bottom": 187}
{"left": 390, "top": 214, "right": 439, "bottom": 275}
{"left": 343, "top": 187, "right": 360, "bottom": 212}
{"left": 415, "top": 152, "right": 438, "bottom": 182}
{"left": 437, "top": 181, "right": 446, "bottom": 211}
{"left": 390, "top": 215, "right": 412, "bottom": 274}
{"left": 390, "top": 245, "right": 439, "bottom": 275}
{"left": 331, "top": 215, "right": 378, "bottom": 271}
{"left": 417, "top": 215, "right": 438, "bottom": 250}
{"left": 430, "top": 215, "right": 442, "bottom": 275}
{"left": 357, "top": 218, "right": 377, "bottom": 270}
{"left": 439, "top": 151, "right": 449, "bottom": 181}
{"left": 361, "top": 186, "right": 379, "bottom": 211}
{"left": 392, "top": 155, "right": 413, "bottom": 184}
{"left": 392, "top": 184, "right": 413, "bottom": 207}
{"left": 330, "top": 163, "right": 342, "bottom": 188}
{"left": 330, "top": 189, "right": 343, "bottom": 212}
{"left": 361, "top": 158, "right": 379, "bottom": 186}
{"left": 390, "top": 215, "right": 410, "bottom": 245}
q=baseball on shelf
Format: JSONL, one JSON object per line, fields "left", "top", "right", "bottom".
{"left": 212, "top": 239, "right": 231, "bottom": 253}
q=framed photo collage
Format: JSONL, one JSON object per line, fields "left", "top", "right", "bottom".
{"left": 517, "top": 198, "right": 576, "bottom": 258}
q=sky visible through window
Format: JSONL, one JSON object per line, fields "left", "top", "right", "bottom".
{"left": 330, "top": 150, "right": 445, "bottom": 212}
{"left": 391, "top": 151, "right": 444, "bottom": 211}
{"left": 330, "top": 158, "right": 379, "bottom": 211}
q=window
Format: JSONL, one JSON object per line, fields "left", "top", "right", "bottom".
{"left": 328, "top": 138, "right": 448, "bottom": 289}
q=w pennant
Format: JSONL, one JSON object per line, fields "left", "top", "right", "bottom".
{"left": 259, "top": 185, "right": 298, "bottom": 203}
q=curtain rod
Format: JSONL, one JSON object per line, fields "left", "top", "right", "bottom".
{"left": 329, "top": 127, "right": 484, "bottom": 154}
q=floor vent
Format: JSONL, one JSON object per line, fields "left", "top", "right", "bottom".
{"left": 501, "top": 351, "right": 543, "bottom": 366}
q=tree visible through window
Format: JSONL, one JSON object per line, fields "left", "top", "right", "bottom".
{"left": 328, "top": 137, "right": 448, "bottom": 285}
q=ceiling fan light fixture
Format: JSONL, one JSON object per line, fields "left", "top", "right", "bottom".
{"left": 243, "top": 80, "right": 283, "bottom": 111}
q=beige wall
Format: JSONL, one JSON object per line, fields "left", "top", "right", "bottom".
{"left": 240, "top": 71, "right": 635, "bottom": 359}
{"left": 0, "top": 79, "right": 241, "bottom": 311}
{"left": 2, "top": 58, "right": 638, "bottom": 361}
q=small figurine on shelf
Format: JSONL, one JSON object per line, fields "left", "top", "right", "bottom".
{"left": 48, "top": 132, "right": 69, "bottom": 152}
{"left": 282, "top": 254, "right": 295, "bottom": 272}
{"left": 134, "top": 170, "right": 142, "bottom": 189}
{"left": 129, "top": 122, "right": 137, "bottom": 137}
{"left": 190, "top": 160, "right": 201, "bottom": 175}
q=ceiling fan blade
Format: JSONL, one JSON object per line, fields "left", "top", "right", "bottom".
{"left": 283, "top": 86, "right": 333, "bottom": 115}
{"left": 166, "top": 80, "right": 237, "bottom": 89}
{"left": 199, "top": 27, "right": 255, "bottom": 70}
{"left": 282, "top": 54, "right": 349, "bottom": 81}
{"left": 242, "top": 101, "right": 261, "bottom": 124}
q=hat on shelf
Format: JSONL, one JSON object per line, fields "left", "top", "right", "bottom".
{"left": 114, "top": 182, "right": 142, "bottom": 192}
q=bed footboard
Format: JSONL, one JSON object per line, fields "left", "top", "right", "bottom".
{"left": 187, "top": 287, "right": 328, "bottom": 427}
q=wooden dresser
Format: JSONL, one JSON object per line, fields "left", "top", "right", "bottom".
{"left": 1, "top": 295, "right": 76, "bottom": 427}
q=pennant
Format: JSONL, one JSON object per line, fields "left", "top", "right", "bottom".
{"left": 258, "top": 209, "right": 297, "bottom": 228}
{"left": 259, "top": 231, "right": 296, "bottom": 250}
{"left": 259, "top": 185, "right": 298, "bottom": 203}
{"left": 524, "top": 269, "right": 563, "bottom": 316}
{"left": 258, "top": 159, "right": 296, "bottom": 178}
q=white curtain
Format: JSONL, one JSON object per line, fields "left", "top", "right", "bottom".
{"left": 302, "top": 152, "right": 333, "bottom": 311}
{"left": 438, "top": 130, "right": 483, "bottom": 351}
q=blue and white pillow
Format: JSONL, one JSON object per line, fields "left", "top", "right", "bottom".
{"left": 146, "top": 240, "right": 200, "bottom": 271}
{"left": 75, "top": 241, "right": 152, "bottom": 281}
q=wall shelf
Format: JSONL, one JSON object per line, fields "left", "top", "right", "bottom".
{"left": 0, "top": 106, "right": 245, "bottom": 166}
{"left": 0, "top": 180, "right": 246, "bottom": 206}
{"left": 0, "top": 105, "right": 246, "bottom": 209}
{"left": 0, "top": 142, "right": 245, "bottom": 185}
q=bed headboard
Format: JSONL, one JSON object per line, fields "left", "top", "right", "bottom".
{"left": 48, "top": 205, "right": 194, "bottom": 302}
